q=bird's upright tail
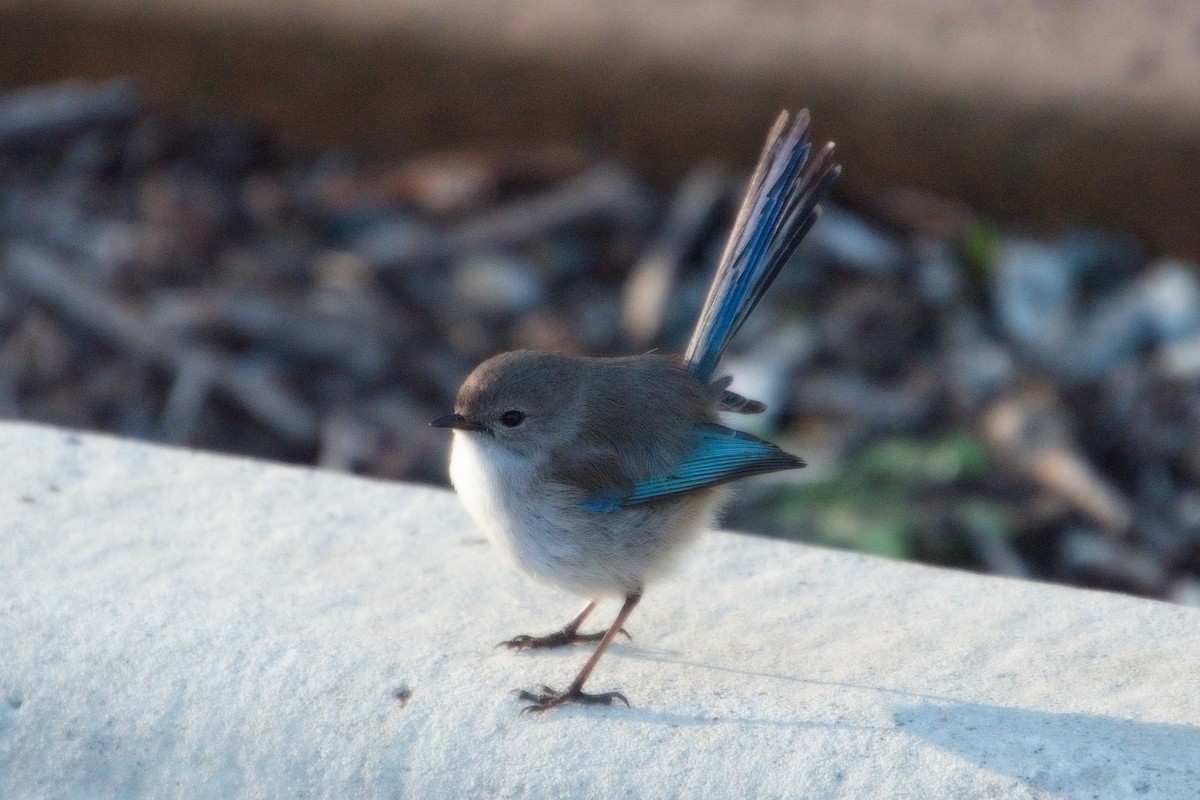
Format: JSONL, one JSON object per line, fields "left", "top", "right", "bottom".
{"left": 683, "top": 110, "right": 840, "bottom": 383}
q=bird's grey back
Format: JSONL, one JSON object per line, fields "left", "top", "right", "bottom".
{"left": 567, "top": 354, "right": 716, "bottom": 487}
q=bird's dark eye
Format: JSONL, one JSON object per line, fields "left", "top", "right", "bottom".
{"left": 499, "top": 410, "right": 526, "bottom": 427}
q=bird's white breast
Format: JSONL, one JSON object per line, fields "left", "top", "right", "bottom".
{"left": 447, "top": 429, "right": 721, "bottom": 598}
{"left": 447, "top": 431, "right": 552, "bottom": 581}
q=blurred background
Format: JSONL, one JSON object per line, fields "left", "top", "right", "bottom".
{"left": 1, "top": 1, "right": 1199, "bottom": 603}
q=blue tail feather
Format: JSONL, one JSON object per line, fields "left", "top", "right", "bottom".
{"left": 683, "top": 110, "right": 841, "bottom": 382}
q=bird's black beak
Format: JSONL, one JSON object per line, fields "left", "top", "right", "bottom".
{"left": 430, "top": 413, "right": 487, "bottom": 432}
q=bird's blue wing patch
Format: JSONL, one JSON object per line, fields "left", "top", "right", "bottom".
{"left": 582, "top": 424, "right": 803, "bottom": 511}
{"left": 580, "top": 497, "right": 625, "bottom": 513}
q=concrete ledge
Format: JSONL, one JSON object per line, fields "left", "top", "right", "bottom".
{"left": 2, "top": 422, "right": 1198, "bottom": 797}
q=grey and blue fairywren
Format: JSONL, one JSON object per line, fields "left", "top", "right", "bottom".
{"left": 433, "top": 111, "right": 840, "bottom": 712}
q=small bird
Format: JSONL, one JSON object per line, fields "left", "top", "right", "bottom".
{"left": 432, "top": 110, "right": 840, "bottom": 712}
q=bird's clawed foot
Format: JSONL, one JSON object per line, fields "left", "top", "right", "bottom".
{"left": 498, "top": 627, "right": 630, "bottom": 651}
{"left": 513, "top": 684, "right": 630, "bottom": 713}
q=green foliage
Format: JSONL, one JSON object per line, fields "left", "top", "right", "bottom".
{"left": 767, "top": 432, "right": 1004, "bottom": 562}
{"left": 961, "top": 219, "right": 1000, "bottom": 288}
{"left": 854, "top": 431, "right": 991, "bottom": 487}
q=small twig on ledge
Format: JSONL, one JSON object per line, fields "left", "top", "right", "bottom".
{"left": 2, "top": 243, "right": 319, "bottom": 445}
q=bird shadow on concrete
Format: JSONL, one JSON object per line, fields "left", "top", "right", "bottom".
{"left": 616, "top": 648, "right": 1197, "bottom": 796}
{"left": 891, "top": 700, "right": 1197, "bottom": 798}
{"left": 613, "top": 646, "right": 917, "bottom": 731}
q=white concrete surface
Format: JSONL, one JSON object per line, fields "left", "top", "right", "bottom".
{"left": 1, "top": 422, "right": 1197, "bottom": 798}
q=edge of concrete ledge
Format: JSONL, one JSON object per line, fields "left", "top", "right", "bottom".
{"left": 2, "top": 421, "right": 1198, "bottom": 798}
